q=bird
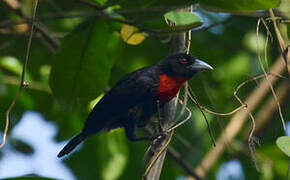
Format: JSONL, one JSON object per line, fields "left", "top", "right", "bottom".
{"left": 57, "top": 53, "right": 213, "bottom": 158}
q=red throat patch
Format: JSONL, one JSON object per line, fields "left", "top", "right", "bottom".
{"left": 157, "top": 74, "right": 187, "bottom": 103}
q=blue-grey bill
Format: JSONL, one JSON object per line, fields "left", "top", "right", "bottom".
{"left": 193, "top": 59, "right": 213, "bottom": 70}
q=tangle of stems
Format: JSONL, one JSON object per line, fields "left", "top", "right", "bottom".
{"left": 0, "top": 0, "right": 39, "bottom": 150}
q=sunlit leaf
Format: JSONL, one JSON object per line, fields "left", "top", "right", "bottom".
{"left": 276, "top": 136, "right": 290, "bottom": 157}
{"left": 88, "top": 93, "right": 104, "bottom": 110}
{"left": 0, "top": 56, "right": 23, "bottom": 76}
{"left": 243, "top": 31, "right": 266, "bottom": 53}
{"left": 198, "top": 0, "right": 280, "bottom": 12}
{"left": 0, "top": 56, "right": 32, "bottom": 81}
{"left": 101, "top": 129, "right": 129, "bottom": 180}
{"left": 164, "top": 11, "right": 201, "bottom": 26}
{"left": 120, "top": 24, "right": 146, "bottom": 45}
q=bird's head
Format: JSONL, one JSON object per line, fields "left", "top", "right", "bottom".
{"left": 158, "top": 53, "right": 213, "bottom": 78}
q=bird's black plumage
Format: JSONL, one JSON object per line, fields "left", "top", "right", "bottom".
{"left": 58, "top": 53, "right": 213, "bottom": 158}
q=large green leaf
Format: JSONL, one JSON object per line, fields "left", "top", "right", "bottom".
{"left": 198, "top": 0, "right": 280, "bottom": 13}
{"left": 276, "top": 136, "right": 290, "bottom": 157}
{"left": 50, "top": 19, "right": 120, "bottom": 110}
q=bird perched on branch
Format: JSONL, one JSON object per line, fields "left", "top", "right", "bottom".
{"left": 58, "top": 53, "right": 213, "bottom": 158}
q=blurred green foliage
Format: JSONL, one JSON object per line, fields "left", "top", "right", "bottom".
{"left": 0, "top": 0, "right": 289, "bottom": 180}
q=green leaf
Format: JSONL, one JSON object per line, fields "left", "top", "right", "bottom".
{"left": 101, "top": 129, "right": 129, "bottom": 180}
{"left": 0, "top": 56, "right": 23, "bottom": 76}
{"left": 0, "top": 56, "right": 32, "bottom": 81}
{"left": 50, "top": 19, "right": 120, "bottom": 110}
{"left": 276, "top": 136, "right": 290, "bottom": 157}
{"left": 164, "top": 11, "right": 201, "bottom": 27}
{"left": 198, "top": 0, "right": 280, "bottom": 13}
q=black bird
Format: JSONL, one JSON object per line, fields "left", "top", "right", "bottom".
{"left": 58, "top": 53, "right": 213, "bottom": 158}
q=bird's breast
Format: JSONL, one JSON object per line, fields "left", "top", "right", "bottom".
{"left": 156, "top": 74, "right": 187, "bottom": 103}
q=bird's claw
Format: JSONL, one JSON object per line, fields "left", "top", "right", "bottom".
{"left": 151, "top": 132, "right": 166, "bottom": 141}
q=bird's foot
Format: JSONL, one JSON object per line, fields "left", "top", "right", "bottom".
{"left": 151, "top": 132, "right": 167, "bottom": 141}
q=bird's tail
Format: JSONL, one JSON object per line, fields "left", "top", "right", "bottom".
{"left": 57, "top": 133, "right": 86, "bottom": 158}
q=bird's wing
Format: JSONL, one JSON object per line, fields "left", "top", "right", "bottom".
{"left": 99, "top": 67, "right": 156, "bottom": 114}
{"left": 84, "top": 67, "right": 157, "bottom": 132}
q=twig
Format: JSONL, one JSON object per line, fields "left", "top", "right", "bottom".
{"left": 199, "top": 75, "right": 232, "bottom": 154}
{"left": 2, "top": 75, "right": 52, "bottom": 93}
{"left": 0, "top": 0, "right": 38, "bottom": 150}
{"left": 2, "top": 9, "right": 200, "bottom": 37}
{"left": 143, "top": 8, "right": 188, "bottom": 180}
{"left": 167, "top": 99, "right": 192, "bottom": 132}
{"left": 233, "top": 77, "right": 258, "bottom": 170}
{"left": 167, "top": 146, "right": 201, "bottom": 180}
{"left": 188, "top": 87, "right": 216, "bottom": 146}
{"left": 256, "top": 18, "right": 286, "bottom": 131}
{"left": 242, "top": 81, "right": 289, "bottom": 169}
{"left": 3, "top": 0, "right": 59, "bottom": 51}
{"left": 243, "top": 81, "right": 289, "bottom": 137}
{"left": 143, "top": 131, "right": 174, "bottom": 178}
{"left": 176, "top": 13, "right": 192, "bottom": 125}
{"left": 268, "top": 9, "right": 290, "bottom": 76}
{"left": 200, "top": 105, "right": 246, "bottom": 116}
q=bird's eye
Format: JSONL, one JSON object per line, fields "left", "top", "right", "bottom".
{"left": 180, "top": 58, "right": 188, "bottom": 65}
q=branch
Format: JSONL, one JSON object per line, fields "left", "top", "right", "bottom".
{"left": 2, "top": 2, "right": 199, "bottom": 37}
{"left": 3, "top": 0, "right": 59, "bottom": 51}
{"left": 142, "top": 8, "right": 188, "bottom": 180}
{"left": 268, "top": 9, "right": 290, "bottom": 77}
{"left": 191, "top": 55, "right": 287, "bottom": 179}
{"left": 167, "top": 146, "right": 201, "bottom": 180}
{"left": 0, "top": 0, "right": 38, "bottom": 150}
{"left": 2, "top": 75, "right": 51, "bottom": 93}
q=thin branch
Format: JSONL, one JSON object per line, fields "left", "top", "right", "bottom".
{"left": 233, "top": 76, "right": 258, "bottom": 169}
{"left": 0, "top": 0, "right": 38, "bottom": 150}
{"left": 256, "top": 18, "right": 286, "bottom": 131}
{"left": 167, "top": 147, "right": 201, "bottom": 180}
{"left": 2, "top": 9, "right": 199, "bottom": 37}
{"left": 143, "top": 131, "right": 174, "bottom": 178}
{"left": 2, "top": 75, "right": 52, "bottom": 93}
{"left": 143, "top": 8, "right": 188, "bottom": 180}
{"left": 188, "top": 87, "right": 216, "bottom": 146}
{"left": 3, "top": 0, "right": 59, "bottom": 51}
{"left": 268, "top": 9, "right": 290, "bottom": 76}
{"left": 167, "top": 99, "right": 192, "bottom": 132}
{"left": 200, "top": 105, "right": 246, "bottom": 116}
